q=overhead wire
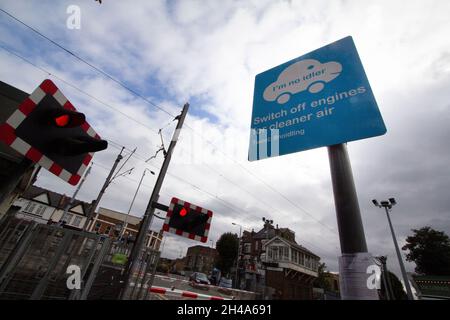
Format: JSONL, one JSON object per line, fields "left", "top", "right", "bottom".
{"left": 0, "top": 8, "right": 174, "bottom": 118}
{"left": 0, "top": 42, "right": 160, "bottom": 135}
{"left": 0, "top": 11, "right": 339, "bottom": 253}
{"left": 0, "top": 10, "right": 337, "bottom": 235}
{"left": 104, "top": 143, "right": 340, "bottom": 257}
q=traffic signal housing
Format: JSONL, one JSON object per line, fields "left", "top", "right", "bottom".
{"left": 162, "top": 197, "right": 213, "bottom": 243}
{"left": 0, "top": 79, "right": 107, "bottom": 185}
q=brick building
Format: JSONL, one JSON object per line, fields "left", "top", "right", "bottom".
{"left": 238, "top": 221, "right": 320, "bottom": 299}
{"left": 87, "top": 207, "right": 163, "bottom": 250}
{"left": 185, "top": 245, "right": 218, "bottom": 274}
{"left": 264, "top": 236, "right": 320, "bottom": 299}
{"left": 171, "top": 257, "right": 187, "bottom": 274}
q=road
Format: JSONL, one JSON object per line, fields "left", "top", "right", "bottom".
{"left": 129, "top": 272, "right": 257, "bottom": 300}
{"left": 152, "top": 274, "right": 234, "bottom": 300}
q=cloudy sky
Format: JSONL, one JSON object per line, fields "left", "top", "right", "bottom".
{"left": 1, "top": 0, "right": 450, "bottom": 279}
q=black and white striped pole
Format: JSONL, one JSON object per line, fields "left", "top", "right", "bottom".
{"left": 119, "top": 103, "right": 189, "bottom": 299}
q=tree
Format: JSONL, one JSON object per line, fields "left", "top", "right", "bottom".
{"left": 402, "top": 226, "right": 450, "bottom": 275}
{"left": 215, "top": 232, "right": 239, "bottom": 275}
{"left": 314, "top": 262, "right": 331, "bottom": 291}
{"left": 380, "top": 271, "right": 407, "bottom": 300}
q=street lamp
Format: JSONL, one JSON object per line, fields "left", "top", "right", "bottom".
{"left": 118, "top": 168, "right": 155, "bottom": 241}
{"left": 372, "top": 198, "right": 414, "bottom": 300}
{"left": 232, "top": 222, "right": 243, "bottom": 289}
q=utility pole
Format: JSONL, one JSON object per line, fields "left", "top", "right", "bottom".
{"left": 83, "top": 147, "right": 124, "bottom": 231}
{"left": 383, "top": 258, "right": 395, "bottom": 299}
{"left": 376, "top": 256, "right": 392, "bottom": 300}
{"left": 232, "top": 222, "right": 242, "bottom": 289}
{"left": 372, "top": 198, "right": 414, "bottom": 300}
{"left": 381, "top": 256, "right": 395, "bottom": 299}
{"left": 328, "top": 143, "right": 378, "bottom": 299}
{"left": 118, "top": 168, "right": 154, "bottom": 241}
{"left": 262, "top": 217, "right": 273, "bottom": 300}
{"left": 60, "top": 164, "right": 92, "bottom": 224}
{"left": 120, "top": 103, "right": 189, "bottom": 299}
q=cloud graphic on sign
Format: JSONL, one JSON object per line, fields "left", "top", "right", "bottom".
{"left": 263, "top": 59, "right": 343, "bottom": 104}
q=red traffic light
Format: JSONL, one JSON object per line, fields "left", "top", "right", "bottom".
{"left": 48, "top": 109, "right": 85, "bottom": 128}
{"left": 0, "top": 79, "right": 106, "bottom": 186}
{"left": 180, "top": 207, "right": 188, "bottom": 217}
{"left": 163, "top": 198, "right": 213, "bottom": 243}
{"left": 54, "top": 115, "right": 69, "bottom": 127}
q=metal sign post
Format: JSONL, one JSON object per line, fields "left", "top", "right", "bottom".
{"left": 328, "top": 144, "right": 367, "bottom": 253}
{"left": 328, "top": 143, "right": 378, "bottom": 299}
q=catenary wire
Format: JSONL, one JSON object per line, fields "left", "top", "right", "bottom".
{"left": 0, "top": 17, "right": 338, "bottom": 240}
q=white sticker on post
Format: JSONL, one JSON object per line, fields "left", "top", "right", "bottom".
{"left": 338, "top": 252, "right": 380, "bottom": 300}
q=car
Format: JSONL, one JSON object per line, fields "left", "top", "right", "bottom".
{"left": 218, "top": 277, "right": 232, "bottom": 288}
{"left": 189, "top": 272, "right": 210, "bottom": 285}
{"left": 263, "top": 58, "right": 343, "bottom": 104}
{"left": 209, "top": 268, "right": 221, "bottom": 286}
{"left": 217, "top": 277, "right": 233, "bottom": 295}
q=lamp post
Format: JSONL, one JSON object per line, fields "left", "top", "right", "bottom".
{"left": 232, "top": 222, "right": 242, "bottom": 289}
{"left": 118, "top": 168, "right": 155, "bottom": 241}
{"left": 372, "top": 198, "right": 414, "bottom": 300}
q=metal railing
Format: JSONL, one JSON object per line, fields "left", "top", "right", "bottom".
{"left": 0, "top": 216, "right": 110, "bottom": 300}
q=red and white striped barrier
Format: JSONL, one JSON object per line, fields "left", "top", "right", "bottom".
{"left": 149, "top": 286, "right": 233, "bottom": 300}
{"left": 0, "top": 79, "right": 97, "bottom": 185}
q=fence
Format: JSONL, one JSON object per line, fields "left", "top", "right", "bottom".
{"left": 0, "top": 216, "right": 110, "bottom": 299}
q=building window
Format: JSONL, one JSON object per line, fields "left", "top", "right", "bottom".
{"left": 24, "top": 201, "right": 36, "bottom": 214}
{"left": 94, "top": 222, "right": 101, "bottom": 232}
{"left": 243, "top": 243, "right": 251, "bottom": 254}
{"left": 35, "top": 205, "right": 46, "bottom": 216}
{"left": 255, "top": 241, "right": 259, "bottom": 251}
{"left": 305, "top": 255, "right": 312, "bottom": 269}
{"left": 61, "top": 213, "right": 73, "bottom": 224}
{"left": 104, "top": 225, "right": 112, "bottom": 235}
{"left": 292, "top": 250, "right": 298, "bottom": 264}
{"left": 282, "top": 247, "right": 289, "bottom": 261}
{"left": 299, "top": 252, "right": 304, "bottom": 266}
{"left": 73, "top": 216, "right": 82, "bottom": 227}
{"left": 269, "top": 246, "right": 279, "bottom": 261}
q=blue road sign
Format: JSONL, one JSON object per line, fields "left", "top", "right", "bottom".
{"left": 249, "top": 36, "right": 386, "bottom": 161}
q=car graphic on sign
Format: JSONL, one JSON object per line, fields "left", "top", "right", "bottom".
{"left": 263, "top": 59, "right": 343, "bottom": 104}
